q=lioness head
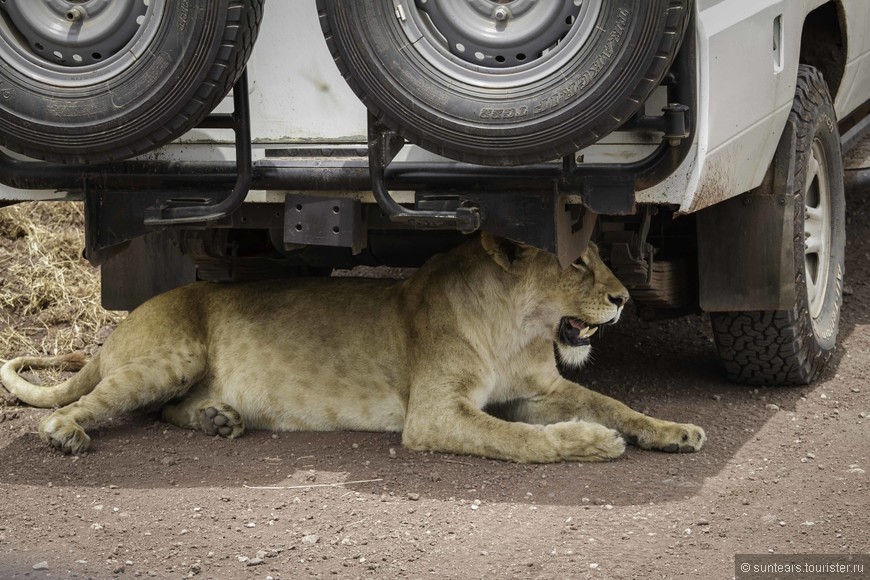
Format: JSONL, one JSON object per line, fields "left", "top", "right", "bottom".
{"left": 480, "top": 233, "right": 630, "bottom": 368}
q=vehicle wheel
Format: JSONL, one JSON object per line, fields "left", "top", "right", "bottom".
{"left": 317, "top": 0, "right": 690, "bottom": 166}
{"left": 711, "top": 66, "right": 846, "bottom": 385}
{"left": 0, "top": 0, "right": 264, "bottom": 164}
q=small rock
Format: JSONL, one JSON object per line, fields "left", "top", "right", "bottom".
{"left": 246, "top": 558, "right": 264, "bottom": 566}
{"left": 589, "top": 563, "right": 599, "bottom": 570}
{"left": 806, "top": 452, "right": 816, "bottom": 459}
{"left": 388, "top": 448, "right": 397, "bottom": 457}
{"left": 851, "top": 388, "right": 861, "bottom": 393}
{"left": 32, "top": 562, "right": 49, "bottom": 571}
{"left": 711, "top": 394, "right": 721, "bottom": 401}
{"left": 765, "top": 403, "right": 780, "bottom": 411}
{"left": 696, "top": 519, "right": 710, "bottom": 526}
{"left": 859, "top": 412, "right": 867, "bottom": 419}
{"left": 302, "top": 534, "right": 320, "bottom": 544}
{"left": 407, "top": 493, "right": 420, "bottom": 501}
{"left": 245, "top": 522, "right": 256, "bottom": 528}
{"left": 843, "top": 285, "right": 854, "bottom": 296}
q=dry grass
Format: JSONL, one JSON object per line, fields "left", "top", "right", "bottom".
{"left": 0, "top": 202, "right": 123, "bottom": 364}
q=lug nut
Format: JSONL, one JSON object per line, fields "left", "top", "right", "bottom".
{"left": 493, "top": 7, "right": 510, "bottom": 21}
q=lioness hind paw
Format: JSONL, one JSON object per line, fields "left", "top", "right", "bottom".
{"left": 199, "top": 404, "right": 244, "bottom": 438}
{"left": 39, "top": 416, "right": 90, "bottom": 455}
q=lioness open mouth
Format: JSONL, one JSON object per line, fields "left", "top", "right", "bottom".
{"left": 558, "top": 317, "right": 598, "bottom": 347}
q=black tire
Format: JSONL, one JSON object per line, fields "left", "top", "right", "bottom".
{"left": 711, "top": 66, "right": 846, "bottom": 385}
{"left": 0, "top": 0, "right": 264, "bottom": 164}
{"left": 317, "top": 0, "right": 690, "bottom": 166}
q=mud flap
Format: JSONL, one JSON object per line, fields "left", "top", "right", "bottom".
{"left": 696, "top": 120, "right": 797, "bottom": 311}
{"left": 100, "top": 231, "right": 196, "bottom": 311}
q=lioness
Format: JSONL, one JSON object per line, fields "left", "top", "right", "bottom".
{"left": 1, "top": 234, "right": 705, "bottom": 462}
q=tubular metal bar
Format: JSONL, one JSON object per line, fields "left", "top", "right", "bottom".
{"left": 368, "top": 118, "right": 481, "bottom": 232}
{"left": 143, "top": 70, "right": 252, "bottom": 225}
{"left": 0, "top": 153, "right": 566, "bottom": 192}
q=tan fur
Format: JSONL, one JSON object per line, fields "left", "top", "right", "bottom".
{"left": 0, "top": 234, "right": 705, "bottom": 461}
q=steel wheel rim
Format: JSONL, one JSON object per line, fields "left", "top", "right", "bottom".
{"left": 804, "top": 138, "right": 832, "bottom": 321}
{"left": 397, "top": 0, "right": 603, "bottom": 90}
{"left": 0, "top": 0, "right": 164, "bottom": 88}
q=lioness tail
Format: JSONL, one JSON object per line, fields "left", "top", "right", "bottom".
{"left": 0, "top": 352, "right": 102, "bottom": 408}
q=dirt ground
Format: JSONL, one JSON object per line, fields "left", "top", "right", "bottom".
{"left": 0, "top": 141, "right": 868, "bottom": 580}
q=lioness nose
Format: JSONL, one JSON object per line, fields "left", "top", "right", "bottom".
{"left": 608, "top": 294, "right": 627, "bottom": 308}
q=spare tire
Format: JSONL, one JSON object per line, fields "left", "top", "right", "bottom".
{"left": 0, "top": 0, "right": 264, "bottom": 164}
{"left": 318, "top": 0, "right": 690, "bottom": 166}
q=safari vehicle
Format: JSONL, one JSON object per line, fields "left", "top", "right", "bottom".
{"left": 1, "top": 1, "right": 868, "bottom": 386}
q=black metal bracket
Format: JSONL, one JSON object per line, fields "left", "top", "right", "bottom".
{"left": 602, "top": 206, "right": 656, "bottom": 286}
{"left": 142, "top": 70, "right": 252, "bottom": 226}
{"left": 621, "top": 103, "right": 691, "bottom": 147}
{"left": 368, "top": 116, "right": 482, "bottom": 233}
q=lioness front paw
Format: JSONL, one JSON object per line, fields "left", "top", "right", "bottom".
{"left": 39, "top": 414, "right": 91, "bottom": 455}
{"left": 545, "top": 421, "right": 626, "bottom": 462}
{"left": 199, "top": 403, "right": 245, "bottom": 438}
{"left": 628, "top": 421, "right": 706, "bottom": 453}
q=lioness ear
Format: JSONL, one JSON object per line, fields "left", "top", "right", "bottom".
{"left": 481, "top": 233, "right": 524, "bottom": 271}
{"left": 571, "top": 243, "right": 594, "bottom": 268}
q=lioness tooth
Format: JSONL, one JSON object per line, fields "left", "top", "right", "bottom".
{"left": 584, "top": 327, "right": 598, "bottom": 338}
